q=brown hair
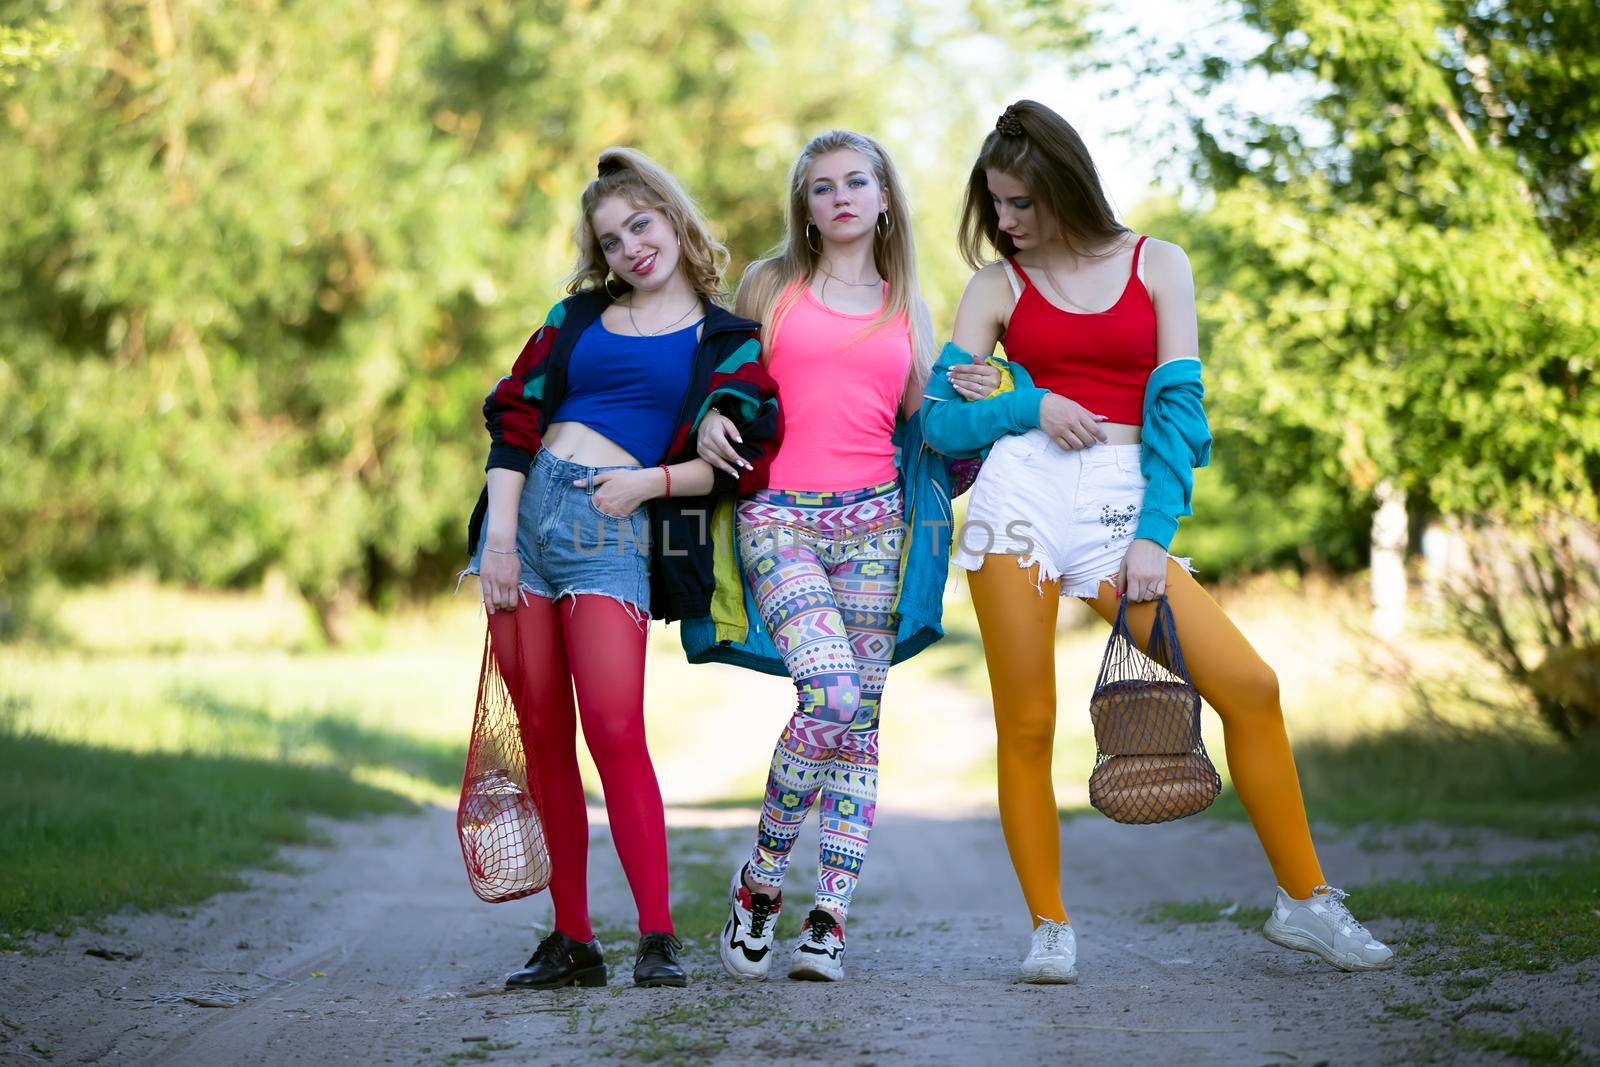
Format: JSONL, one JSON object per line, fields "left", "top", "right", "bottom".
{"left": 958, "top": 100, "right": 1129, "bottom": 268}
{"left": 736, "top": 130, "right": 931, "bottom": 401}
{"left": 565, "top": 146, "right": 729, "bottom": 301}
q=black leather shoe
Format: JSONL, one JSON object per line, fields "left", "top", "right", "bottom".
{"left": 505, "top": 930, "right": 607, "bottom": 990}
{"left": 633, "top": 932, "right": 688, "bottom": 988}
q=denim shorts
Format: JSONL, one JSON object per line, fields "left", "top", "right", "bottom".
{"left": 465, "top": 448, "right": 652, "bottom": 619}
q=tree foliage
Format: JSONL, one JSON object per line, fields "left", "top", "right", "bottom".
{"left": 1147, "top": 0, "right": 1598, "bottom": 528}
{"left": 0, "top": 0, "right": 1027, "bottom": 637}
{"left": 1125, "top": 0, "right": 1599, "bottom": 736}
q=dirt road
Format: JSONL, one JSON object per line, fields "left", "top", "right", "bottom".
{"left": 4, "top": 655, "right": 1597, "bottom": 1065}
{"left": 4, "top": 798, "right": 1595, "bottom": 1066}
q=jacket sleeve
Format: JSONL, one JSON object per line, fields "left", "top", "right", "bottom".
{"left": 921, "top": 341, "right": 1048, "bottom": 460}
{"left": 691, "top": 333, "right": 784, "bottom": 495}
{"left": 482, "top": 301, "right": 564, "bottom": 474}
{"left": 1134, "top": 365, "right": 1213, "bottom": 548}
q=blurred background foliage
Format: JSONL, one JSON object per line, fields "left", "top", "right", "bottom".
{"left": 1, "top": 0, "right": 1595, "bottom": 736}
{"left": 0, "top": 0, "right": 1028, "bottom": 638}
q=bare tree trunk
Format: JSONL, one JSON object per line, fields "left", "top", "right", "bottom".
{"left": 1371, "top": 480, "right": 1408, "bottom": 639}
{"left": 307, "top": 581, "right": 361, "bottom": 647}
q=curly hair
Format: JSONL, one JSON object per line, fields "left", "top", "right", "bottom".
{"left": 565, "top": 146, "right": 729, "bottom": 302}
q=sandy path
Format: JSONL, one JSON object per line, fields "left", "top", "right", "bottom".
{"left": 4, "top": 656, "right": 1597, "bottom": 1065}
{"left": 3, "top": 799, "right": 1596, "bottom": 1066}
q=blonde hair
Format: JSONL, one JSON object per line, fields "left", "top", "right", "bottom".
{"left": 736, "top": 131, "right": 932, "bottom": 405}
{"left": 565, "top": 146, "right": 729, "bottom": 302}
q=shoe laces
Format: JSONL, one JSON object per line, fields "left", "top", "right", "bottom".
{"left": 805, "top": 910, "right": 839, "bottom": 944}
{"left": 529, "top": 930, "right": 566, "bottom": 967}
{"left": 637, "top": 932, "right": 681, "bottom": 963}
{"left": 1035, "top": 919, "right": 1066, "bottom": 952}
{"left": 1313, "top": 885, "right": 1370, "bottom": 936}
{"left": 748, "top": 893, "right": 777, "bottom": 939}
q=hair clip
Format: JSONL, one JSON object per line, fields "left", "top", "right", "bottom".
{"left": 995, "top": 106, "right": 1025, "bottom": 137}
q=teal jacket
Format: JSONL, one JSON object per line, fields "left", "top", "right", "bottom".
{"left": 921, "top": 342, "right": 1211, "bottom": 549}
{"left": 677, "top": 412, "right": 956, "bottom": 677}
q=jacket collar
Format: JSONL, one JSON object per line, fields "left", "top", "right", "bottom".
{"left": 564, "top": 288, "right": 756, "bottom": 343}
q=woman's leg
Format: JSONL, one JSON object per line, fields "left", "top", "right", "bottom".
{"left": 812, "top": 535, "right": 901, "bottom": 919}
{"left": 1081, "top": 560, "right": 1326, "bottom": 897}
{"left": 487, "top": 596, "right": 592, "bottom": 942}
{"left": 742, "top": 532, "right": 863, "bottom": 896}
{"left": 560, "top": 595, "right": 673, "bottom": 935}
{"left": 967, "top": 556, "right": 1068, "bottom": 926}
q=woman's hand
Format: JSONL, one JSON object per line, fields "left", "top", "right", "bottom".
{"left": 947, "top": 358, "right": 1003, "bottom": 400}
{"left": 696, "top": 411, "right": 750, "bottom": 477}
{"left": 1118, "top": 538, "right": 1169, "bottom": 602}
{"left": 576, "top": 468, "right": 660, "bottom": 517}
{"left": 479, "top": 545, "right": 523, "bottom": 614}
{"left": 1039, "top": 393, "right": 1109, "bottom": 451}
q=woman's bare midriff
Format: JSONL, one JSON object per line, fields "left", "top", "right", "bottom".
{"left": 1099, "top": 422, "right": 1141, "bottom": 446}
{"left": 542, "top": 421, "right": 643, "bottom": 468}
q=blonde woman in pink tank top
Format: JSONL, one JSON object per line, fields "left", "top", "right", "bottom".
{"left": 696, "top": 130, "right": 934, "bottom": 982}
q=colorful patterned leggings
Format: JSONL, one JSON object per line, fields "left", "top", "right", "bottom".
{"left": 736, "top": 481, "right": 903, "bottom": 919}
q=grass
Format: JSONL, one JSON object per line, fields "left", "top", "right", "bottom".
{"left": 1453, "top": 1024, "right": 1586, "bottom": 1065}
{"left": 0, "top": 577, "right": 768, "bottom": 947}
{"left": 1149, "top": 856, "right": 1600, "bottom": 1065}
{"left": 0, "top": 731, "right": 410, "bottom": 947}
{"left": 1363, "top": 852, "right": 1600, "bottom": 976}
{"left": 1142, "top": 851, "right": 1600, "bottom": 977}
{"left": 440, "top": 1041, "right": 520, "bottom": 1065}
{"left": 1203, "top": 727, "right": 1600, "bottom": 835}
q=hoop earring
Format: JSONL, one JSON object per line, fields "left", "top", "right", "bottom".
{"left": 805, "top": 222, "right": 822, "bottom": 255}
{"left": 603, "top": 273, "right": 625, "bottom": 300}
{"left": 876, "top": 211, "right": 893, "bottom": 238}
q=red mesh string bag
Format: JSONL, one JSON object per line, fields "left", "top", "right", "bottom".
{"left": 1087, "top": 594, "right": 1221, "bottom": 825}
{"left": 456, "top": 618, "right": 552, "bottom": 902}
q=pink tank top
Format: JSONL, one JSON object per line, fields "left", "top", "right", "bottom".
{"left": 763, "top": 285, "right": 912, "bottom": 492}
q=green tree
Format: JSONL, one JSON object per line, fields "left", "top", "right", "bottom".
{"left": 1127, "top": 0, "right": 1600, "bottom": 734}
{"left": 0, "top": 0, "right": 1036, "bottom": 639}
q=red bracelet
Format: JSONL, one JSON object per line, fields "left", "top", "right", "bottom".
{"left": 659, "top": 464, "right": 671, "bottom": 498}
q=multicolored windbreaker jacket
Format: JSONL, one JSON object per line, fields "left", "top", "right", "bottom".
{"left": 466, "top": 288, "right": 783, "bottom": 621}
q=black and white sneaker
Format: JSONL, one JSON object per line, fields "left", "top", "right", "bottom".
{"left": 718, "top": 864, "right": 782, "bottom": 979}
{"left": 787, "top": 908, "right": 845, "bottom": 982}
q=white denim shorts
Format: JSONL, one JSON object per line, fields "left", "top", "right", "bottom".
{"left": 951, "top": 429, "right": 1194, "bottom": 598}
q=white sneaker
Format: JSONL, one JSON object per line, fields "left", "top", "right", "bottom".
{"left": 787, "top": 909, "right": 845, "bottom": 982}
{"left": 718, "top": 864, "right": 782, "bottom": 979}
{"left": 1263, "top": 885, "right": 1395, "bottom": 972}
{"left": 1018, "top": 918, "right": 1078, "bottom": 984}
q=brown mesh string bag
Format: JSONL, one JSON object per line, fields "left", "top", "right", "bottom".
{"left": 1088, "top": 594, "right": 1221, "bottom": 824}
{"left": 456, "top": 616, "right": 552, "bottom": 902}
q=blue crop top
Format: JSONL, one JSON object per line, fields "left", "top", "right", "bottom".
{"left": 551, "top": 318, "right": 699, "bottom": 466}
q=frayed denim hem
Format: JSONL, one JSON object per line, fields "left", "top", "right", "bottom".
{"left": 953, "top": 551, "right": 1197, "bottom": 600}
{"left": 553, "top": 589, "right": 650, "bottom": 632}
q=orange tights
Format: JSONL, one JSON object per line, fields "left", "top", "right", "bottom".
{"left": 967, "top": 556, "right": 1325, "bottom": 925}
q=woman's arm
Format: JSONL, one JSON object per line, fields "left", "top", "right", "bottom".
{"left": 483, "top": 304, "right": 563, "bottom": 475}
{"left": 480, "top": 467, "right": 527, "bottom": 613}
{"left": 1146, "top": 239, "right": 1200, "bottom": 365}
{"left": 1120, "top": 238, "right": 1205, "bottom": 601}
{"left": 930, "top": 267, "right": 1107, "bottom": 452}
{"left": 583, "top": 457, "right": 718, "bottom": 516}
{"left": 901, "top": 298, "right": 936, "bottom": 421}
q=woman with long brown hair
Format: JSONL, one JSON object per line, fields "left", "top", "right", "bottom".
{"left": 924, "top": 100, "right": 1394, "bottom": 983}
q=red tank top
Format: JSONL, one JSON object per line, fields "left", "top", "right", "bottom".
{"left": 1001, "top": 236, "right": 1156, "bottom": 425}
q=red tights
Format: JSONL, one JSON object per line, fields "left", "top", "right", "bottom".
{"left": 487, "top": 595, "right": 671, "bottom": 941}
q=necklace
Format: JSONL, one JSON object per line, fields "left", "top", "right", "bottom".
{"left": 624, "top": 295, "right": 700, "bottom": 336}
{"left": 818, "top": 266, "right": 883, "bottom": 288}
